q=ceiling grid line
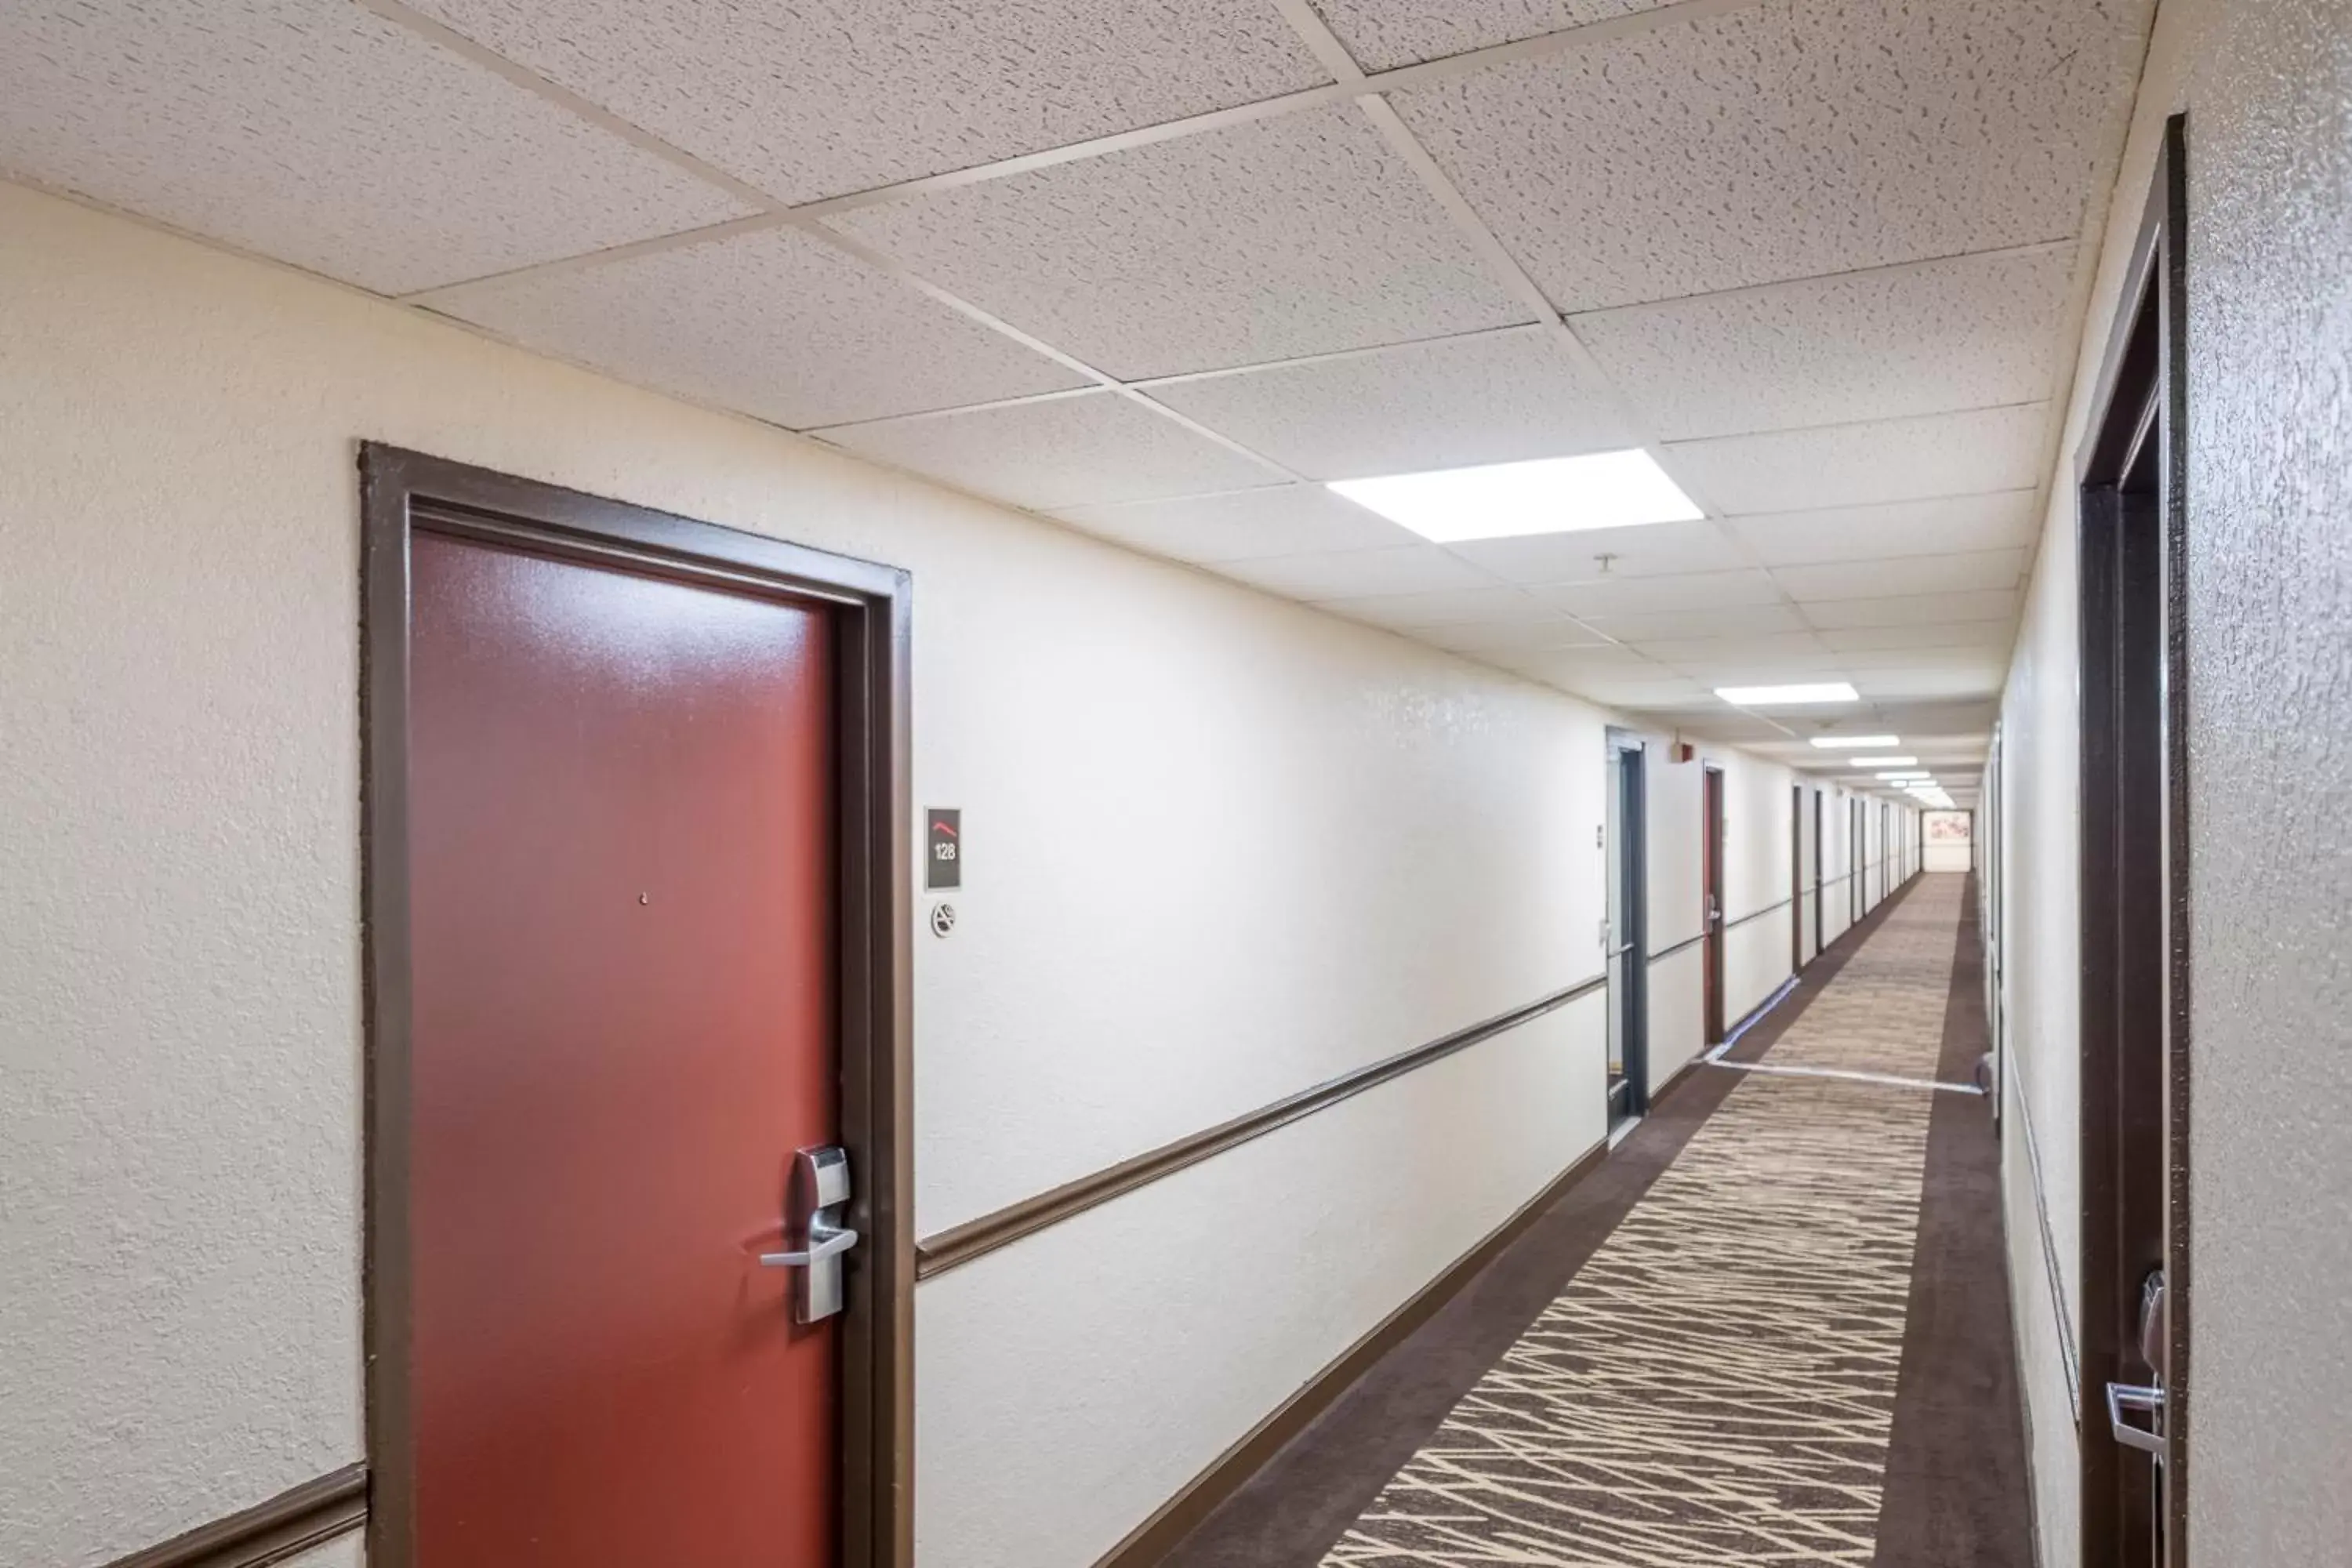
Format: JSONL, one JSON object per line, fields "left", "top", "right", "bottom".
{"left": 386, "top": 0, "right": 1778, "bottom": 310}
{"left": 3, "top": 0, "right": 2147, "bottom": 791}
{"left": 352, "top": 0, "right": 1320, "bottom": 503}
{"left": 1259, "top": 0, "right": 1801, "bottom": 685}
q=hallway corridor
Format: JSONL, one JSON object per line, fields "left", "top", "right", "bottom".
{"left": 16, "top": 2, "right": 2352, "bottom": 1561}
{"left": 1166, "top": 874, "right": 2028, "bottom": 1567}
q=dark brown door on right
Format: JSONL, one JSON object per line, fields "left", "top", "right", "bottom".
{"left": 405, "top": 531, "right": 841, "bottom": 1566}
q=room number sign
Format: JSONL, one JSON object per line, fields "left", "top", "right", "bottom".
{"left": 927, "top": 808, "right": 962, "bottom": 891}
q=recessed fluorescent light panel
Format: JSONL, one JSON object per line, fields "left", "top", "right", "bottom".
{"left": 1809, "top": 735, "right": 1899, "bottom": 749}
{"left": 1849, "top": 755, "right": 1916, "bottom": 767}
{"left": 1715, "top": 683, "right": 1860, "bottom": 706}
{"left": 1327, "top": 449, "right": 1703, "bottom": 543}
{"left": 1878, "top": 771, "right": 1932, "bottom": 781}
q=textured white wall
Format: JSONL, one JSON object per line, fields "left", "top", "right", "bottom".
{"left": 281, "top": 1534, "right": 363, "bottom": 1568}
{"left": 0, "top": 180, "right": 1797, "bottom": 1568}
{"left": 1998, "top": 0, "right": 2352, "bottom": 1558}
{"left": 2172, "top": 0, "right": 2352, "bottom": 1555}
{"left": 0, "top": 177, "right": 1877, "bottom": 1568}
{"left": 2001, "top": 430, "right": 2092, "bottom": 1560}
{"left": 922, "top": 1000, "right": 1602, "bottom": 1566}
{"left": 1704, "top": 746, "right": 1798, "bottom": 1025}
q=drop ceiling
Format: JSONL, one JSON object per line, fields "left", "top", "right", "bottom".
{"left": 1, "top": 0, "right": 2162, "bottom": 805}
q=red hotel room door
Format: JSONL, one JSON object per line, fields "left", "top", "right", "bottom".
{"left": 405, "top": 530, "right": 840, "bottom": 1566}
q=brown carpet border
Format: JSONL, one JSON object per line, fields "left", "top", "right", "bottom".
{"left": 1154, "top": 876, "right": 1929, "bottom": 1568}
{"left": 1867, "top": 873, "right": 2036, "bottom": 1567}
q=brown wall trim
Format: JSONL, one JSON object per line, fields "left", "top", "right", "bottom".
{"left": 105, "top": 1465, "right": 366, "bottom": 1568}
{"left": 1724, "top": 896, "right": 1794, "bottom": 931}
{"left": 1091, "top": 1140, "right": 1609, "bottom": 1568}
{"left": 915, "top": 973, "right": 1607, "bottom": 1280}
{"left": 1649, "top": 931, "right": 1707, "bottom": 964}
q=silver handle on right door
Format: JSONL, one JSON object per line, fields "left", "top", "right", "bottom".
{"left": 2106, "top": 1381, "right": 2166, "bottom": 1457}
{"left": 757, "top": 1145, "right": 858, "bottom": 1324}
{"left": 760, "top": 1225, "right": 858, "bottom": 1269}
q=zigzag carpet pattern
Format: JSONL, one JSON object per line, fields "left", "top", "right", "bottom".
{"left": 1323, "top": 876, "right": 1965, "bottom": 1566}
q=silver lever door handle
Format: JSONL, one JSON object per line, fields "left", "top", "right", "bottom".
{"left": 2106, "top": 1381, "right": 2166, "bottom": 1457}
{"left": 760, "top": 1145, "right": 857, "bottom": 1324}
{"left": 760, "top": 1225, "right": 859, "bottom": 1269}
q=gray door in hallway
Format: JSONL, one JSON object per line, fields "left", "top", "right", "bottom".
{"left": 1605, "top": 735, "right": 1649, "bottom": 1128}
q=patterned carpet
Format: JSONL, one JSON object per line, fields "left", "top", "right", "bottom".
{"left": 1323, "top": 876, "right": 1965, "bottom": 1566}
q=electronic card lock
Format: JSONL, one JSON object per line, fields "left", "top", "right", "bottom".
{"left": 760, "top": 1145, "right": 859, "bottom": 1324}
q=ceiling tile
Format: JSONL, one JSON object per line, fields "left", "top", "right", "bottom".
{"left": 1817, "top": 621, "right": 2016, "bottom": 652}
{"left": 828, "top": 103, "right": 1532, "bottom": 379}
{"left": 1537, "top": 569, "right": 1786, "bottom": 616}
{"left": 1391, "top": 0, "right": 2147, "bottom": 309}
{"left": 1664, "top": 404, "right": 2052, "bottom": 515}
{"left": 1566, "top": 676, "right": 1716, "bottom": 707}
{"left": 1855, "top": 667, "right": 2006, "bottom": 699}
{"left": 1309, "top": 0, "right": 1675, "bottom": 71}
{"left": 0, "top": 0, "right": 750, "bottom": 296}
{"left": 1836, "top": 647, "right": 2011, "bottom": 674}
{"left": 1490, "top": 645, "right": 1671, "bottom": 684}
{"left": 1773, "top": 548, "right": 2030, "bottom": 603}
{"left": 818, "top": 391, "right": 1276, "bottom": 510}
{"left": 1730, "top": 492, "right": 2040, "bottom": 565}
{"left": 1446, "top": 519, "right": 1750, "bottom": 583}
{"left": 1490, "top": 643, "right": 1653, "bottom": 673}
{"left": 431, "top": 223, "right": 1085, "bottom": 427}
{"left": 1643, "top": 648, "right": 1846, "bottom": 681}
{"left": 408, "top": 0, "right": 1327, "bottom": 203}
{"left": 1054, "top": 485, "right": 1416, "bottom": 562}
{"left": 1801, "top": 590, "right": 2020, "bottom": 630}
{"left": 1657, "top": 710, "right": 1800, "bottom": 745}
{"left": 1147, "top": 328, "right": 1635, "bottom": 479}
{"left": 1425, "top": 619, "right": 1617, "bottom": 655}
{"left": 1319, "top": 586, "right": 1552, "bottom": 628}
{"left": 1630, "top": 630, "right": 1835, "bottom": 665}
{"left": 1576, "top": 248, "right": 2075, "bottom": 438}
{"left": 1216, "top": 546, "right": 1497, "bottom": 600}
{"left": 1581, "top": 604, "right": 1810, "bottom": 641}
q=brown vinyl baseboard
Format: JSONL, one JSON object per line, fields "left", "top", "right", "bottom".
{"left": 104, "top": 1465, "right": 366, "bottom": 1568}
{"left": 1091, "top": 1138, "right": 1610, "bottom": 1568}
{"left": 1648, "top": 1050, "right": 1705, "bottom": 1110}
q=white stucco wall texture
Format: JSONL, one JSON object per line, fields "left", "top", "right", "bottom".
{"left": 0, "top": 181, "right": 1830, "bottom": 1566}
{"left": 1998, "top": 0, "right": 2352, "bottom": 1559}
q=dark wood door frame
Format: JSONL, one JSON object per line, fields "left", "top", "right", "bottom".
{"left": 1851, "top": 797, "right": 1863, "bottom": 925}
{"left": 1701, "top": 764, "right": 1726, "bottom": 1044}
{"left": 1618, "top": 739, "right": 1651, "bottom": 1117}
{"left": 1813, "top": 789, "right": 1824, "bottom": 956}
{"left": 1790, "top": 785, "right": 1803, "bottom": 973}
{"left": 2074, "top": 117, "right": 2190, "bottom": 1568}
{"left": 359, "top": 445, "right": 915, "bottom": 1568}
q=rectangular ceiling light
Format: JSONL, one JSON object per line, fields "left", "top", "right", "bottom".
{"left": 1327, "top": 449, "right": 1702, "bottom": 543}
{"left": 1878, "top": 771, "right": 1932, "bottom": 781}
{"left": 1715, "top": 683, "right": 1860, "bottom": 706}
{"left": 1809, "top": 735, "right": 1899, "bottom": 749}
{"left": 1849, "top": 754, "right": 1916, "bottom": 766}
